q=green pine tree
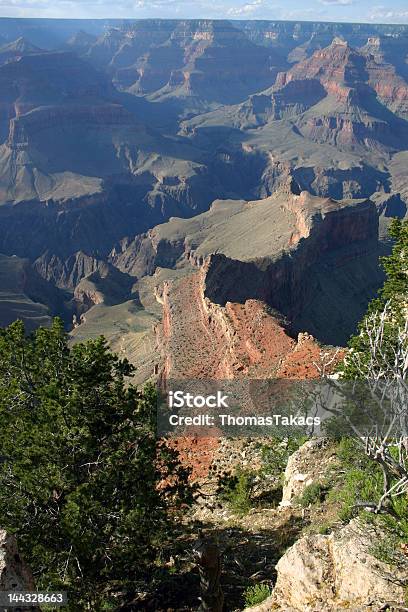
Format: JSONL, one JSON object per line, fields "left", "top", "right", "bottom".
{"left": 0, "top": 319, "right": 193, "bottom": 610}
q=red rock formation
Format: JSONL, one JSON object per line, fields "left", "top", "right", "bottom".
{"left": 234, "top": 37, "right": 408, "bottom": 149}
{"left": 157, "top": 267, "right": 342, "bottom": 382}
{"left": 150, "top": 191, "right": 373, "bottom": 480}
{"left": 157, "top": 274, "right": 343, "bottom": 482}
{"left": 275, "top": 39, "right": 365, "bottom": 101}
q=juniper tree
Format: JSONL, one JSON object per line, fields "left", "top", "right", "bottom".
{"left": 0, "top": 319, "right": 193, "bottom": 610}
{"left": 333, "top": 219, "right": 408, "bottom": 517}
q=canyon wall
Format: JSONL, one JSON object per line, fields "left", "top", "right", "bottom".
{"left": 203, "top": 196, "right": 378, "bottom": 311}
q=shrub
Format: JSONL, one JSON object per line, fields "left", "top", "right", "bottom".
{"left": 297, "top": 482, "right": 328, "bottom": 508}
{"left": 370, "top": 534, "right": 401, "bottom": 566}
{"left": 217, "top": 468, "right": 256, "bottom": 515}
{"left": 340, "top": 219, "right": 408, "bottom": 379}
{"left": 317, "top": 522, "right": 332, "bottom": 535}
{"left": 260, "top": 437, "right": 308, "bottom": 481}
{"left": 329, "top": 439, "right": 384, "bottom": 522}
{"left": 244, "top": 583, "right": 272, "bottom": 607}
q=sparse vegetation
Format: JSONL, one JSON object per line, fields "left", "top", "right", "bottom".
{"left": 260, "top": 437, "right": 307, "bottom": 480}
{"left": 244, "top": 583, "right": 272, "bottom": 607}
{"left": 334, "top": 220, "right": 408, "bottom": 525}
{"left": 217, "top": 468, "right": 256, "bottom": 515}
{"left": 341, "top": 217, "right": 408, "bottom": 381}
{"left": 216, "top": 438, "right": 308, "bottom": 515}
{"left": 369, "top": 530, "right": 401, "bottom": 566}
{"left": 297, "top": 482, "right": 329, "bottom": 508}
{"left": 317, "top": 522, "right": 332, "bottom": 535}
{"left": 327, "top": 438, "right": 384, "bottom": 521}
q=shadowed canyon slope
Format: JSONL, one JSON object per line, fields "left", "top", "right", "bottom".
{"left": 70, "top": 188, "right": 384, "bottom": 381}
{"left": 0, "top": 18, "right": 406, "bottom": 374}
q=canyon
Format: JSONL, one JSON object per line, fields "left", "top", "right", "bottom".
{"left": 0, "top": 18, "right": 407, "bottom": 612}
{"left": 0, "top": 18, "right": 406, "bottom": 378}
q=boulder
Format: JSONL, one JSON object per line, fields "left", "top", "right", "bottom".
{"left": 0, "top": 530, "right": 35, "bottom": 592}
{"left": 281, "top": 438, "right": 333, "bottom": 505}
{"left": 244, "top": 519, "right": 406, "bottom": 611}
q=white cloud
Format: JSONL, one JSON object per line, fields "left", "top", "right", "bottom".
{"left": 0, "top": 0, "right": 406, "bottom": 24}
{"left": 227, "top": 0, "right": 280, "bottom": 17}
{"left": 320, "top": 0, "right": 354, "bottom": 5}
{"left": 228, "top": 0, "right": 263, "bottom": 16}
{"left": 369, "top": 7, "right": 408, "bottom": 23}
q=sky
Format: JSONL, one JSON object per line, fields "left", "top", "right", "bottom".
{"left": 0, "top": 0, "right": 408, "bottom": 24}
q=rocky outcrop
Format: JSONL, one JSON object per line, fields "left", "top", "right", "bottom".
{"left": 0, "top": 158, "right": 217, "bottom": 258}
{"left": 114, "top": 190, "right": 378, "bottom": 283}
{"left": 234, "top": 79, "right": 326, "bottom": 129}
{"left": 362, "top": 35, "right": 408, "bottom": 117}
{"left": 0, "top": 252, "right": 67, "bottom": 330}
{"left": 299, "top": 110, "right": 396, "bottom": 150}
{"left": 66, "top": 30, "right": 97, "bottom": 53}
{"left": 35, "top": 250, "right": 135, "bottom": 313}
{"left": 73, "top": 265, "right": 135, "bottom": 311}
{"left": 281, "top": 438, "right": 335, "bottom": 505}
{"left": 111, "top": 230, "right": 187, "bottom": 279}
{"left": 85, "top": 23, "right": 171, "bottom": 74}
{"left": 134, "top": 190, "right": 383, "bottom": 375}
{"left": 277, "top": 39, "right": 366, "bottom": 93}
{"left": 0, "top": 50, "right": 114, "bottom": 115}
{"left": 34, "top": 250, "right": 112, "bottom": 290}
{"left": 0, "top": 530, "right": 36, "bottom": 593}
{"left": 127, "top": 44, "right": 185, "bottom": 94}
{"left": 8, "top": 104, "right": 134, "bottom": 149}
{"left": 291, "top": 164, "right": 391, "bottom": 201}
{"left": 0, "top": 50, "right": 111, "bottom": 148}
{"left": 157, "top": 270, "right": 339, "bottom": 381}
{"left": 0, "top": 37, "right": 42, "bottom": 66}
{"left": 235, "top": 21, "right": 408, "bottom": 60}
{"left": 275, "top": 39, "right": 408, "bottom": 150}
{"left": 186, "top": 36, "right": 408, "bottom": 154}
{"left": 168, "top": 21, "right": 282, "bottom": 104}
{"left": 203, "top": 193, "right": 378, "bottom": 315}
{"left": 245, "top": 519, "right": 407, "bottom": 611}
{"left": 204, "top": 39, "right": 372, "bottom": 132}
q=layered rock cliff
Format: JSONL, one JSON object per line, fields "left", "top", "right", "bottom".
{"left": 0, "top": 22, "right": 404, "bottom": 355}
{"left": 157, "top": 271, "right": 335, "bottom": 381}
{"left": 203, "top": 192, "right": 378, "bottom": 308}
{"left": 184, "top": 36, "right": 408, "bottom": 160}
{"left": 0, "top": 252, "right": 66, "bottom": 331}
{"left": 7, "top": 103, "right": 134, "bottom": 150}
{"left": 82, "top": 21, "right": 285, "bottom": 109}
{"left": 143, "top": 190, "right": 383, "bottom": 381}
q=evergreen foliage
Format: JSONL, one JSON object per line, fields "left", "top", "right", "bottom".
{"left": 0, "top": 320, "right": 192, "bottom": 609}
{"left": 341, "top": 218, "right": 408, "bottom": 379}
{"left": 335, "top": 220, "right": 408, "bottom": 559}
